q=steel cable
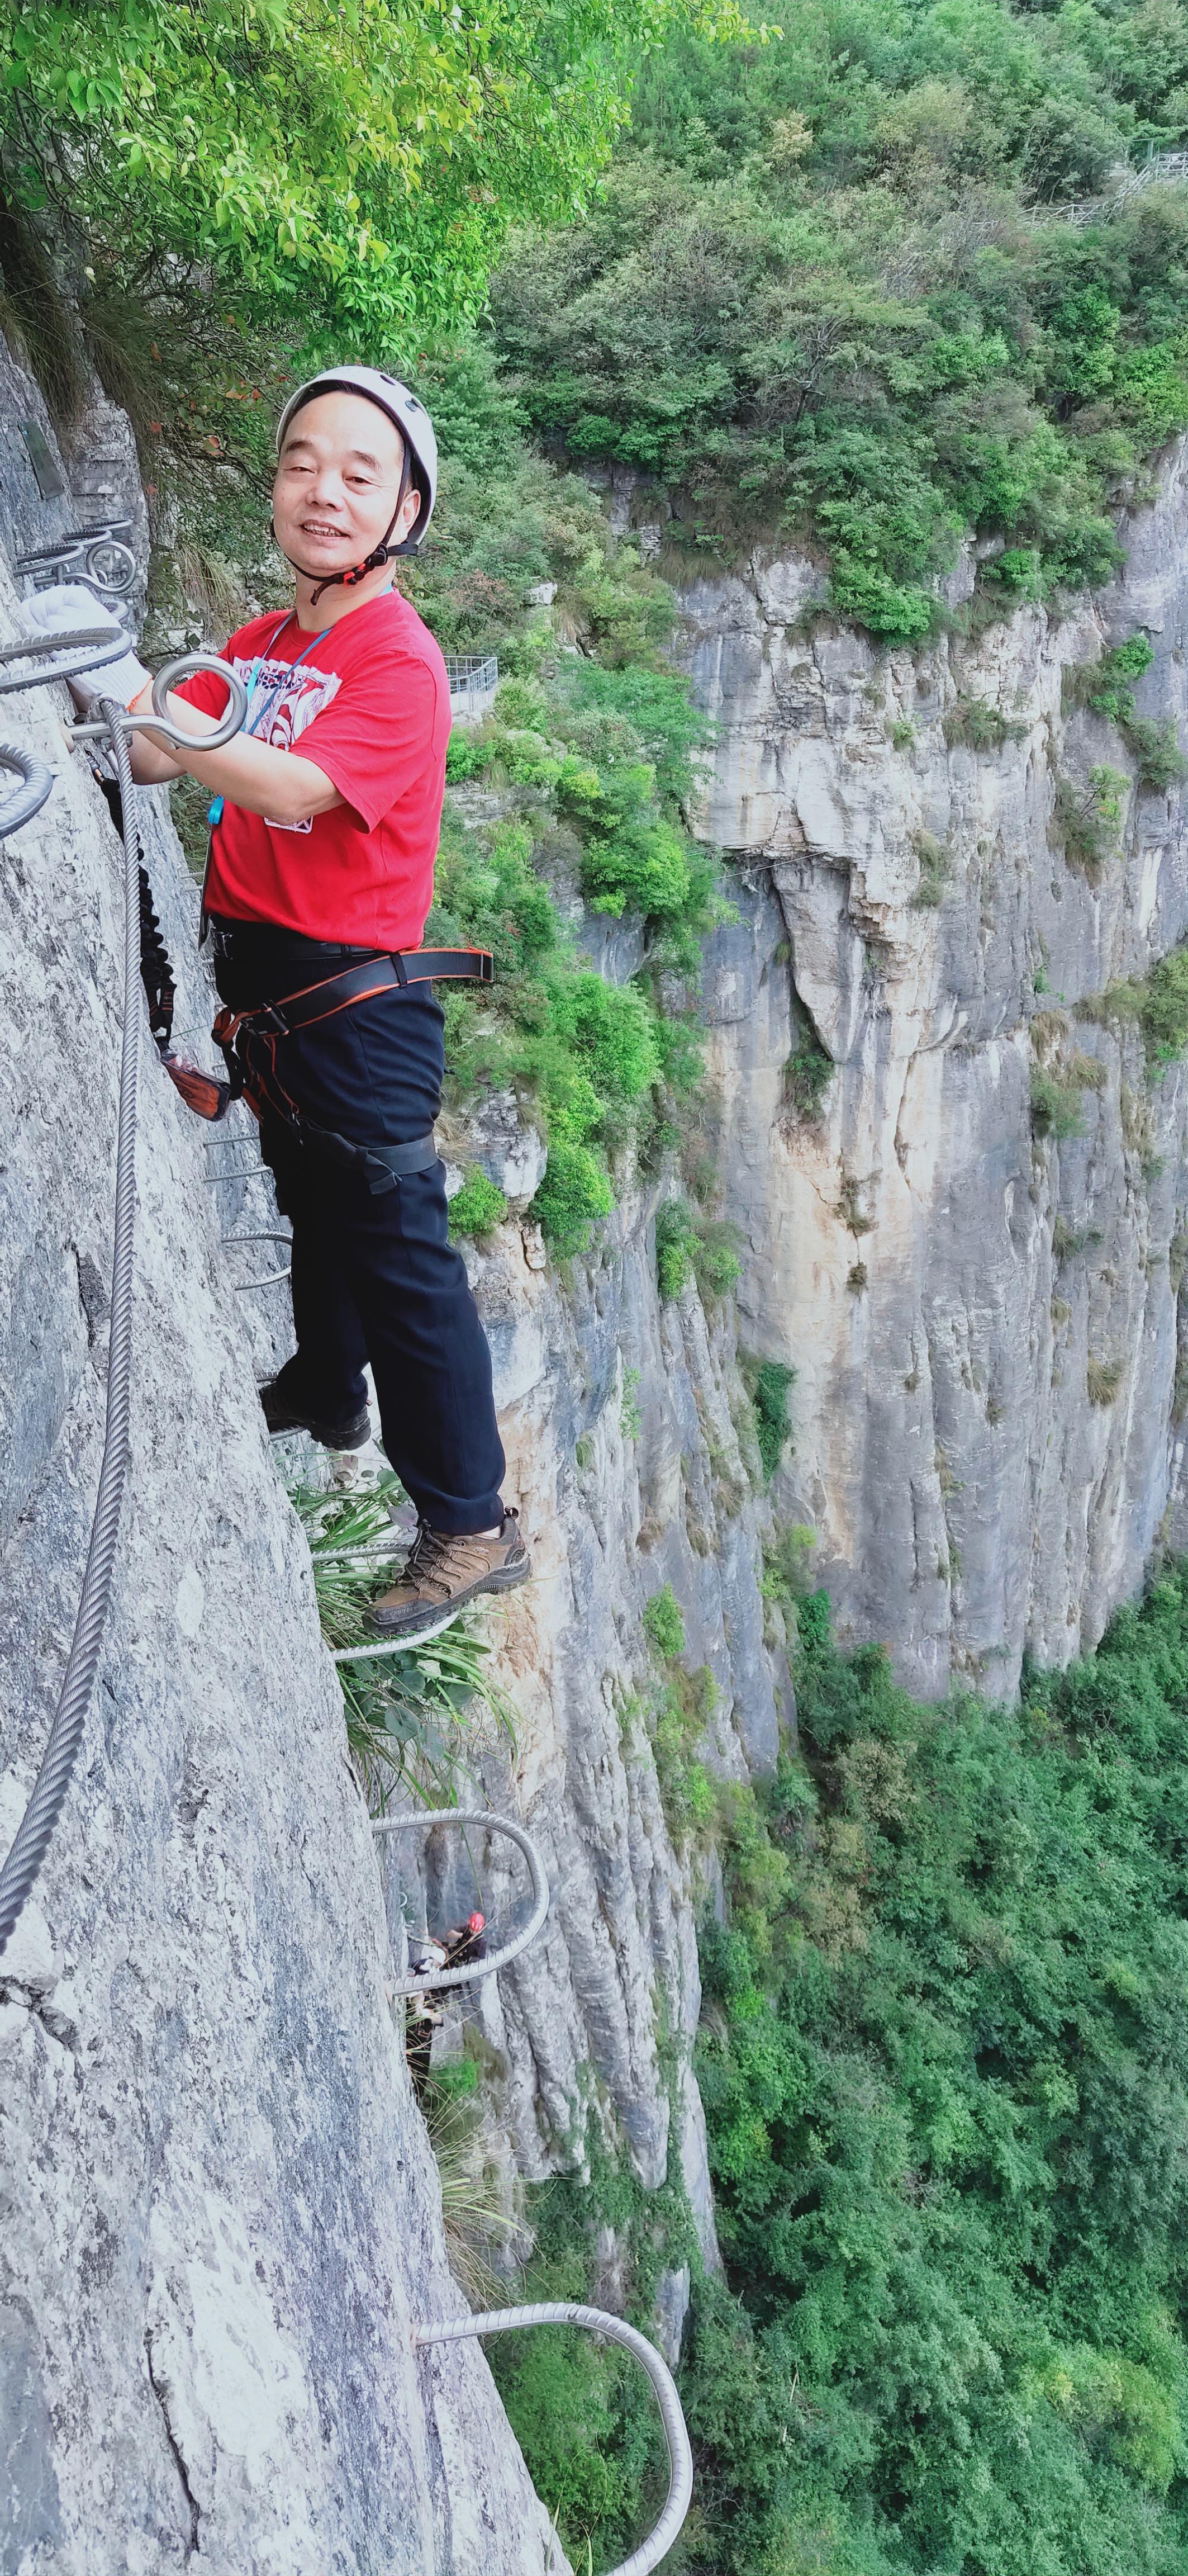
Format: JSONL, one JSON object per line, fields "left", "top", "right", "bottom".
{"left": 0, "top": 704, "right": 139, "bottom": 1958}
{"left": 0, "top": 654, "right": 245, "bottom": 1958}
{"left": 415, "top": 2302, "right": 693, "bottom": 2576}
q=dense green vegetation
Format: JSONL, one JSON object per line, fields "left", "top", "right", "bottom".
{"left": 497, "top": 1573, "right": 1188, "bottom": 2573}
{"left": 0, "top": 0, "right": 751, "bottom": 344}
{"left": 492, "top": 6, "right": 1188, "bottom": 642}
{"left": 402, "top": 353, "right": 726, "bottom": 1253}
{"left": 1097, "top": 940, "right": 1188, "bottom": 1075}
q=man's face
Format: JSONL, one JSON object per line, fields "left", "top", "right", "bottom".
{"left": 272, "top": 389, "right": 417, "bottom": 576}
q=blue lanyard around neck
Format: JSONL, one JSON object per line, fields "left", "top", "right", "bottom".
{"left": 207, "top": 613, "right": 334, "bottom": 828}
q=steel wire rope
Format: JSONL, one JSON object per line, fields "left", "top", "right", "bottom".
{"left": 0, "top": 656, "right": 246, "bottom": 1958}
{"left": 371, "top": 1809, "right": 549, "bottom": 1995}
{"left": 0, "top": 702, "right": 139, "bottom": 1957}
{"left": 414, "top": 2302, "right": 693, "bottom": 2576}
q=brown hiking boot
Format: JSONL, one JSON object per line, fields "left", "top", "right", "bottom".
{"left": 369, "top": 1510, "right": 530, "bottom": 1641}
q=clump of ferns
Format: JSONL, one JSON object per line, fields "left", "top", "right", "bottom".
{"left": 291, "top": 1476, "right": 517, "bottom": 1808}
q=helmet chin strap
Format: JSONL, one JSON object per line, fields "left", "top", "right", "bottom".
{"left": 272, "top": 450, "right": 414, "bottom": 605}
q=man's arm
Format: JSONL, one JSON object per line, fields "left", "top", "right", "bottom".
{"left": 126, "top": 680, "right": 343, "bottom": 826}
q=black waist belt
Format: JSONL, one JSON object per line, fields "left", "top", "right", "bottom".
{"left": 213, "top": 946, "right": 493, "bottom": 1046}
{"left": 273, "top": 1115, "right": 440, "bottom": 1196}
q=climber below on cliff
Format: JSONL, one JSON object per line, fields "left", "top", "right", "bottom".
{"left": 96, "top": 369, "right": 528, "bottom": 1640}
{"left": 403, "top": 1913, "right": 486, "bottom": 2101}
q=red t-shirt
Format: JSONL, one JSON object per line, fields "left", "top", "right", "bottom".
{"left": 175, "top": 589, "right": 450, "bottom": 947}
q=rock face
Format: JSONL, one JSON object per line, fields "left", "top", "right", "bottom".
{"left": 428, "top": 1187, "right": 786, "bottom": 2259}
{"left": 0, "top": 325, "right": 784, "bottom": 2569}
{"left": 674, "top": 449, "right": 1188, "bottom": 1697}
{"left": 0, "top": 343, "right": 564, "bottom": 2575}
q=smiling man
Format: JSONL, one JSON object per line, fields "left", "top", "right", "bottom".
{"left": 124, "top": 367, "right": 529, "bottom": 1640}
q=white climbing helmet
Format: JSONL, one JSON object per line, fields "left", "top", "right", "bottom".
{"left": 275, "top": 365, "right": 439, "bottom": 551}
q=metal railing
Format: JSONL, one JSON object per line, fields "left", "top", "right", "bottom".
{"left": 445, "top": 655, "right": 499, "bottom": 693}
{"left": 1025, "top": 148, "right": 1188, "bottom": 229}
{"left": 415, "top": 2303, "right": 693, "bottom": 2576}
{"left": 372, "top": 1807, "right": 549, "bottom": 1995}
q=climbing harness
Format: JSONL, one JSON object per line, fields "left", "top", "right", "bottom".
{"left": 414, "top": 2303, "right": 693, "bottom": 2576}
{"left": 211, "top": 944, "right": 493, "bottom": 1193}
{"left": 371, "top": 1809, "right": 549, "bottom": 1997}
{"left": 93, "top": 768, "right": 234, "bottom": 1123}
{"left": 0, "top": 648, "right": 246, "bottom": 1961}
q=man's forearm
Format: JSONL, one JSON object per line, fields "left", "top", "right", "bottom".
{"left": 126, "top": 683, "right": 341, "bottom": 824}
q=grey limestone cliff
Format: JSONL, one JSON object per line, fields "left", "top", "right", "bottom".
{"left": 669, "top": 448, "right": 1188, "bottom": 1698}
{"left": 0, "top": 341, "right": 566, "bottom": 2576}
{"left": 13, "top": 285, "right": 1188, "bottom": 2569}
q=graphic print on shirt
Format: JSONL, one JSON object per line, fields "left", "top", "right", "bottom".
{"left": 234, "top": 652, "right": 342, "bottom": 832}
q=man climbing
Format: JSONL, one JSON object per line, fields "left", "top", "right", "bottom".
{"left": 443, "top": 1910, "right": 487, "bottom": 1980}
{"left": 102, "top": 369, "right": 528, "bottom": 1640}
{"left": 402, "top": 1911, "right": 485, "bottom": 2101}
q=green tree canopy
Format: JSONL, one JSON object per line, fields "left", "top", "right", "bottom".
{"left": 0, "top": 0, "right": 761, "bottom": 340}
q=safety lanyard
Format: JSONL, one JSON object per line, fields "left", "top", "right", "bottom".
{"left": 206, "top": 613, "right": 333, "bottom": 828}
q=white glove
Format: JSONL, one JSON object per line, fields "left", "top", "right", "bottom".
{"left": 21, "top": 583, "right": 150, "bottom": 711}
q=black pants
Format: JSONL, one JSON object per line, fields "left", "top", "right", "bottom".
{"left": 212, "top": 919, "right": 505, "bottom": 1535}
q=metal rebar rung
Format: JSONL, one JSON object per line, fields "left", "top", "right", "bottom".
{"left": 332, "top": 1608, "right": 465, "bottom": 1661}
{"left": 0, "top": 742, "right": 54, "bottom": 837}
{"left": 0, "top": 628, "right": 134, "bottom": 695}
{"left": 414, "top": 2302, "right": 693, "bottom": 2576}
{"left": 371, "top": 1808, "right": 549, "bottom": 1996}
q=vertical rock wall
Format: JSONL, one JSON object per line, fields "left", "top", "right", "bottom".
{"left": 0, "top": 341, "right": 564, "bottom": 2576}
{"left": 673, "top": 448, "right": 1188, "bottom": 1697}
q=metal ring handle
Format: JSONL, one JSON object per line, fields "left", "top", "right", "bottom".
{"left": 0, "top": 742, "right": 54, "bottom": 837}
{"left": 84, "top": 538, "right": 136, "bottom": 594}
{"left": 372, "top": 1808, "right": 550, "bottom": 1996}
{"left": 0, "top": 629, "right": 134, "bottom": 695}
{"left": 147, "top": 654, "right": 249, "bottom": 750}
{"left": 70, "top": 652, "right": 248, "bottom": 749}
{"left": 415, "top": 2304, "right": 693, "bottom": 2576}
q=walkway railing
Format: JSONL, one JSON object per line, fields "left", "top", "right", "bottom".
{"left": 1026, "top": 147, "right": 1188, "bottom": 229}
{"left": 415, "top": 2302, "right": 694, "bottom": 2576}
{"left": 445, "top": 652, "right": 499, "bottom": 726}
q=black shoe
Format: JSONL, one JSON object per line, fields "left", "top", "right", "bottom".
{"left": 259, "top": 1376, "right": 371, "bottom": 1451}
